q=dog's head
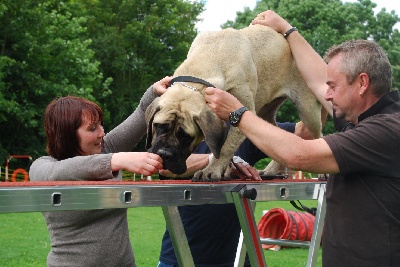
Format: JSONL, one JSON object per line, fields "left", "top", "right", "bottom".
{"left": 145, "top": 87, "right": 227, "bottom": 174}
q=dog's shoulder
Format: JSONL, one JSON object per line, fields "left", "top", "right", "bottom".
{"left": 191, "top": 27, "right": 243, "bottom": 48}
{"left": 241, "top": 25, "right": 287, "bottom": 45}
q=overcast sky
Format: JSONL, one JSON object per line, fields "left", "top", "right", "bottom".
{"left": 195, "top": 0, "right": 400, "bottom": 32}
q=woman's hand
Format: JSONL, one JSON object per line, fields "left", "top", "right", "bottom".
{"left": 111, "top": 152, "right": 163, "bottom": 176}
{"left": 152, "top": 76, "right": 173, "bottom": 96}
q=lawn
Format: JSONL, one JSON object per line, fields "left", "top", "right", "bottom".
{"left": 0, "top": 201, "right": 322, "bottom": 266}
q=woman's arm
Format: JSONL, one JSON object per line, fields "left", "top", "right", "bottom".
{"left": 103, "top": 76, "right": 172, "bottom": 153}
{"left": 30, "top": 152, "right": 163, "bottom": 181}
{"left": 29, "top": 154, "right": 117, "bottom": 181}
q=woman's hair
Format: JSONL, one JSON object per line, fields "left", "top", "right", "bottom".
{"left": 324, "top": 40, "right": 392, "bottom": 97}
{"left": 44, "top": 96, "right": 103, "bottom": 160}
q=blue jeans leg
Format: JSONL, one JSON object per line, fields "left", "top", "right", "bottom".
{"left": 157, "top": 261, "right": 178, "bottom": 267}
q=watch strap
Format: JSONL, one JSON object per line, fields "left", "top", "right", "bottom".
{"left": 230, "top": 106, "right": 249, "bottom": 127}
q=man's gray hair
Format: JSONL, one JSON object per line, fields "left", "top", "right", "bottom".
{"left": 324, "top": 40, "right": 392, "bottom": 96}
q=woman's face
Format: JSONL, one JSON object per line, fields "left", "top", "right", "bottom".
{"left": 77, "top": 113, "right": 105, "bottom": 156}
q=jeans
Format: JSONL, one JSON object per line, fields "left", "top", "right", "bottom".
{"left": 157, "top": 261, "right": 178, "bottom": 267}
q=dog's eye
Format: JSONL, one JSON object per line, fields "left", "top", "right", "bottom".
{"left": 155, "top": 123, "right": 170, "bottom": 134}
{"left": 176, "top": 127, "right": 193, "bottom": 146}
{"left": 176, "top": 127, "right": 190, "bottom": 139}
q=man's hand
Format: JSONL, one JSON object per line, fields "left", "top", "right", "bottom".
{"left": 251, "top": 10, "right": 293, "bottom": 36}
{"left": 204, "top": 87, "right": 243, "bottom": 121}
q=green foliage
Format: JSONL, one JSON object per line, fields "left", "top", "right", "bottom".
{"left": 0, "top": 0, "right": 204, "bottom": 164}
{"left": 0, "top": 0, "right": 107, "bottom": 161}
{"left": 1, "top": 0, "right": 399, "bottom": 164}
{"left": 223, "top": 0, "right": 400, "bottom": 133}
{"left": 79, "top": 0, "right": 205, "bottom": 133}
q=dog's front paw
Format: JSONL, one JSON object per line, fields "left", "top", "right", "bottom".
{"left": 192, "top": 170, "right": 217, "bottom": 182}
{"left": 192, "top": 164, "right": 232, "bottom": 182}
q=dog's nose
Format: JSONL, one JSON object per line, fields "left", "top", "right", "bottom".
{"left": 157, "top": 149, "right": 173, "bottom": 160}
{"left": 156, "top": 148, "right": 187, "bottom": 175}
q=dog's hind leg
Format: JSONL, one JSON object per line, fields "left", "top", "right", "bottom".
{"left": 260, "top": 160, "right": 282, "bottom": 176}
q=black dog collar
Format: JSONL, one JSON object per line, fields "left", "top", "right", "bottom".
{"left": 170, "top": 76, "right": 215, "bottom": 88}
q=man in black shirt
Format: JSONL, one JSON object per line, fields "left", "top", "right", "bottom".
{"left": 204, "top": 10, "right": 400, "bottom": 267}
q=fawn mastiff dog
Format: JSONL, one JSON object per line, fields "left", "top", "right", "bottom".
{"left": 145, "top": 24, "right": 321, "bottom": 181}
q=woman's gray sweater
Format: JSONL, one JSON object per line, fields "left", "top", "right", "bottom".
{"left": 29, "top": 87, "right": 157, "bottom": 267}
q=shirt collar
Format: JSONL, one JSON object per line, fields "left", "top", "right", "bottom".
{"left": 358, "top": 90, "right": 400, "bottom": 122}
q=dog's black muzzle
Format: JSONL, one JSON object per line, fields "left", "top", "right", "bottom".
{"left": 148, "top": 145, "right": 188, "bottom": 175}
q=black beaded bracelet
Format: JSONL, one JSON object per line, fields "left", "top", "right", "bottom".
{"left": 283, "top": 27, "right": 298, "bottom": 39}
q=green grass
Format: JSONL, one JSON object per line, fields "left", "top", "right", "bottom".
{"left": 0, "top": 201, "right": 322, "bottom": 266}
{"left": 0, "top": 213, "right": 50, "bottom": 266}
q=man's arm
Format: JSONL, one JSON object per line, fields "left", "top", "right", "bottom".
{"left": 252, "top": 10, "right": 333, "bottom": 116}
{"left": 204, "top": 87, "right": 339, "bottom": 174}
{"left": 159, "top": 119, "right": 327, "bottom": 178}
{"left": 239, "top": 111, "right": 337, "bottom": 173}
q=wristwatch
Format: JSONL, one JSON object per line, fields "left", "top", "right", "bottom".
{"left": 229, "top": 106, "right": 249, "bottom": 127}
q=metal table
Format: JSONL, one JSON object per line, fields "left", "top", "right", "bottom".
{"left": 0, "top": 179, "right": 326, "bottom": 267}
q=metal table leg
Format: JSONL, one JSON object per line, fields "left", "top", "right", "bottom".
{"left": 306, "top": 183, "right": 326, "bottom": 267}
{"left": 228, "top": 185, "right": 267, "bottom": 267}
{"left": 162, "top": 206, "right": 195, "bottom": 267}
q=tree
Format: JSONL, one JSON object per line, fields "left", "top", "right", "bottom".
{"left": 79, "top": 0, "right": 205, "bottom": 133}
{"left": 0, "top": 0, "right": 108, "bottom": 162}
{"left": 0, "top": 0, "right": 205, "bottom": 165}
{"left": 223, "top": 0, "right": 400, "bottom": 135}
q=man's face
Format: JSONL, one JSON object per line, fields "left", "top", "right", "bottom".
{"left": 325, "top": 55, "right": 359, "bottom": 123}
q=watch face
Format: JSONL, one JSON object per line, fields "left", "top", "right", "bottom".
{"left": 230, "top": 106, "right": 248, "bottom": 126}
{"left": 229, "top": 107, "right": 248, "bottom": 126}
{"left": 230, "top": 112, "right": 239, "bottom": 125}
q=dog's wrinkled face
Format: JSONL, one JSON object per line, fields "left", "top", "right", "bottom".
{"left": 145, "top": 97, "right": 205, "bottom": 174}
{"left": 148, "top": 115, "right": 203, "bottom": 174}
{"left": 145, "top": 86, "right": 227, "bottom": 175}
{"left": 148, "top": 122, "right": 193, "bottom": 174}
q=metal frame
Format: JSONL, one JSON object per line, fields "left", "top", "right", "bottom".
{"left": 228, "top": 185, "right": 267, "bottom": 267}
{"left": 0, "top": 180, "right": 326, "bottom": 266}
{"left": 162, "top": 206, "right": 195, "bottom": 266}
{"left": 0, "top": 181, "right": 323, "bottom": 212}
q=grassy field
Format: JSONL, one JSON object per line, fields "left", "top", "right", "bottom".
{"left": 0, "top": 200, "right": 322, "bottom": 266}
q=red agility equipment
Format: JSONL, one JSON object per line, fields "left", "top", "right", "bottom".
{"left": 258, "top": 207, "right": 315, "bottom": 250}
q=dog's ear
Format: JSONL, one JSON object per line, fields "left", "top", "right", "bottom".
{"left": 145, "top": 99, "right": 160, "bottom": 150}
{"left": 195, "top": 108, "right": 227, "bottom": 158}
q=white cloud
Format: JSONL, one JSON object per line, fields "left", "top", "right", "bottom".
{"left": 195, "top": 0, "right": 256, "bottom": 32}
